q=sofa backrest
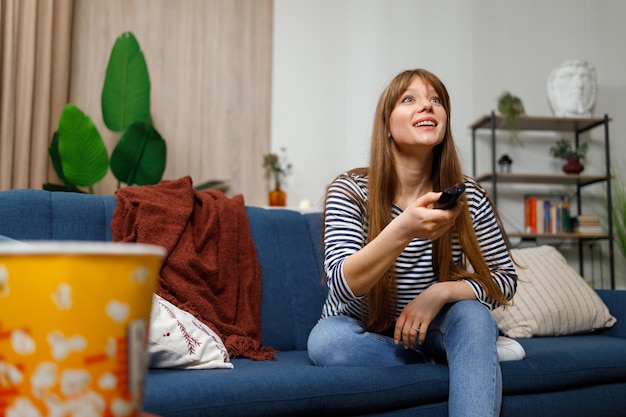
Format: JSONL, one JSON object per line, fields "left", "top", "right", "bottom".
{"left": 245, "top": 207, "right": 327, "bottom": 351}
{"left": 0, "top": 189, "right": 116, "bottom": 241}
{"left": 0, "top": 189, "right": 327, "bottom": 352}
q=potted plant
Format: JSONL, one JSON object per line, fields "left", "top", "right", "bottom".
{"left": 497, "top": 91, "right": 525, "bottom": 146}
{"left": 263, "top": 147, "right": 292, "bottom": 206}
{"left": 549, "top": 138, "right": 588, "bottom": 174}
{"left": 45, "top": 32, "right": 167, "bottom": 193}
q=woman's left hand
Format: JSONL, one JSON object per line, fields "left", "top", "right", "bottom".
{"left": 394, "top": 281, "right": 475, "bottom": 348}
{"left": 394, "top": 283, "right": 447, "bottom": 348}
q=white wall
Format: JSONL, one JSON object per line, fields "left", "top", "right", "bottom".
{"left": 271, "top": 0, "right": 626, "bottom": 288}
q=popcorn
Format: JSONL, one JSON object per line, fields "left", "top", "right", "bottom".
{"left": 99, "top": 372, "right": 117, "bottom": 390}
{"left": 106, "top": 338, "right": 118, "bottom": 358}
{"left": 106, "top": 300, "right": 130, "bottom": 324}
{"left": 51, "top": 283, "right": 72, "bottom": 311}
{"left": 11, "top": 330, "right": 35, "bottom": 355}
{"left": 130, "top": 266, "right": 149, "bottom": 284}
{"left": 0, "top": 265, "right": 8, "bottom": 297}
{"left": 0, "top": 360, "right": 23, "bottom": 388}
{"left": 111, "top": 398, "right": 133, "bottom": 417}
{"left": 60, "top": 369, "right": 90, "bottom": 396}
{"left": 47, "top": 331, "right": 86, "bottom": 361}
{"left": 6, "top": 398, "right": 41, "bottom": 417}
{"left": 31, "top": 362, "right": 57, "bottom": 396}
{"left": 64, "top": 390, "right": 105, "bottom": 417}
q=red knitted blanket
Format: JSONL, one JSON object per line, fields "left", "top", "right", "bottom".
{"left": 111, "top": 176, "right": 275, "bottom": 360}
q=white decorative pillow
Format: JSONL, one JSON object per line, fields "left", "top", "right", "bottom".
{"left": 492, "top": 245, "right": 616, "bottom": 338}
{"left": 148, "top": 294, "right": 233, "bottom": 369}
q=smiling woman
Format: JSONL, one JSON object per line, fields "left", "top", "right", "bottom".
{"left": 308, "top": 68, "right": 517, "bottom": 417}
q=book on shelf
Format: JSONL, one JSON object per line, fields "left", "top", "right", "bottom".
{"left": 524, "top": 195, "right": 604, "bottom": 235}
{"left": 572, "top": 214, "right": 603, "bottom": 234}
{"left": 524, "top": 195, "right": 572, "bottom": 234}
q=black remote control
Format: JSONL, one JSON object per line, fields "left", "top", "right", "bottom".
{"left": 434, "top": 183, "right": 466, "bottom": 210}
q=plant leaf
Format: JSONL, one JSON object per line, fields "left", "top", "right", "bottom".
{"left": 101, "top": 31, "right": 151, "bottom": 132}
{"left": 47, "top": 132, "right": 86, "bottom": 192}
{"left": 613, "top": 173, "right": 626, "bottom": 263}
{"left": 48, "top": 131, "right": 69, "bottom": 185}
{"left": 194, "top": 180, "right": 229, "bottom": 192}
{"left": 57, "top": 104, "right": 109, "bottom": 189}
{"left": 110, "top": 121, "right": 166, "bottom": 186}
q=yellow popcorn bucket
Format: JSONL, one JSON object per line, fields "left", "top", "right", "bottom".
{"left": 0, "top": 241, "right": 165, "bottom": 417}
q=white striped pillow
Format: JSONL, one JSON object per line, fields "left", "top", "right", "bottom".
{"left": 492, "top": 245, "right": 616, "bottom": 338}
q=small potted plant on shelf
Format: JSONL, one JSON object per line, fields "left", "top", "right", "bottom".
{"left": 498, "top": 154, "right": 513, "bottom": 173}
{"left": 263, "top": 147, "right": 292, "bottom": 206}
{"left": 549, "top": 138, "right": 588, "bottom": 174}
{"left": 497, "top": 91, "right": 525, "bottom": 146}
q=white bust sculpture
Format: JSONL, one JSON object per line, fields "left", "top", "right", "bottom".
{"left": 547, "top": 60, "right": 597, "bottom": 117}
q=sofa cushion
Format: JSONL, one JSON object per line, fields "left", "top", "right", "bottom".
{"left": 492, "top": 245, "right": 616, "bottom": 337}
{"left": 143, "top": 350, "right": 449, "bottom": 417}
{"left": 502, "top": 335, "right": 626, "bottom": 394}
{"left": 501, "top": 382, "right": 626, "bottom": 417}
{"left": 143, "top": 334, "right": 626, "bottom": 417}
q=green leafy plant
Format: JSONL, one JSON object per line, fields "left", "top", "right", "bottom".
{"left": 45, "top": 32, "right": 166, "bottom": 193}
{"left": 549, "top": 138, "right": 588, "bottom": 161}
{"left": 497, "top": 91, "right": 525, "bottom": 145}
{"left": 263, "top": 147, "right": 292, "bottom": 186}
{"left": 612, "top": 173, "right": 626, "bottom": 263}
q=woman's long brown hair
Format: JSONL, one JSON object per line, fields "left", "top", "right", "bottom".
{"left": 357, "top": 69, "right": 510, "bottom": 331}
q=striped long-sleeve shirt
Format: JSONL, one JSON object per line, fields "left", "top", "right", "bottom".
{"left": 320, "top": 172, "right": 517, "bottom": 321}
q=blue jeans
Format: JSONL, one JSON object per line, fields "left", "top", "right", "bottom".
{"left": 307, "top": 300, "right": 502, "bottom": 417}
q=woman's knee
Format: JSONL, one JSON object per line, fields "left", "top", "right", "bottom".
{"left": 307, "top": 316, "right": 362, "bottom": 366}
{"left": 444, "top": 300, "right": 498, "bottom": 337}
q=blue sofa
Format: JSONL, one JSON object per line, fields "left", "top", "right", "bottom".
{"left": 1, "top": 188, "right": 626, "bottom": 417}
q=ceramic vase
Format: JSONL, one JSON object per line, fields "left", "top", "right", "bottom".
{"left": 562, "top": 157, "right": 584, "bottom": 175}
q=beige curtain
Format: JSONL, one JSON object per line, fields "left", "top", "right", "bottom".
{"left": 0, "top": 0, "right": 74, "bottom": 190}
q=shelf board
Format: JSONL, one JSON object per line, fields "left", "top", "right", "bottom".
{"left": 507, "top": 232, "right": 609, "bottom": 240}
{"left": 475, "top": 172, "right": 608, "bottom": 186}
{"left": 469, "top": 114, "right": 610, "bottom": 133}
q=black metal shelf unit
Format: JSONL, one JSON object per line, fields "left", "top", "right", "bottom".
{"left": 470, "top": 112, "right": 615, "bottom": 288}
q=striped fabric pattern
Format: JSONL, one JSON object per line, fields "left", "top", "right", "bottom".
{"left": 492, "top": 245, "right": 616, "bottom": 337}
{"left": 321, "top": 172, "right": 517, "bottom": 321}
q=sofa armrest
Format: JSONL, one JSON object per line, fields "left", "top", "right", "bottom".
{"left": 597, "top": 290, "right": 626, "bottom": 338}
